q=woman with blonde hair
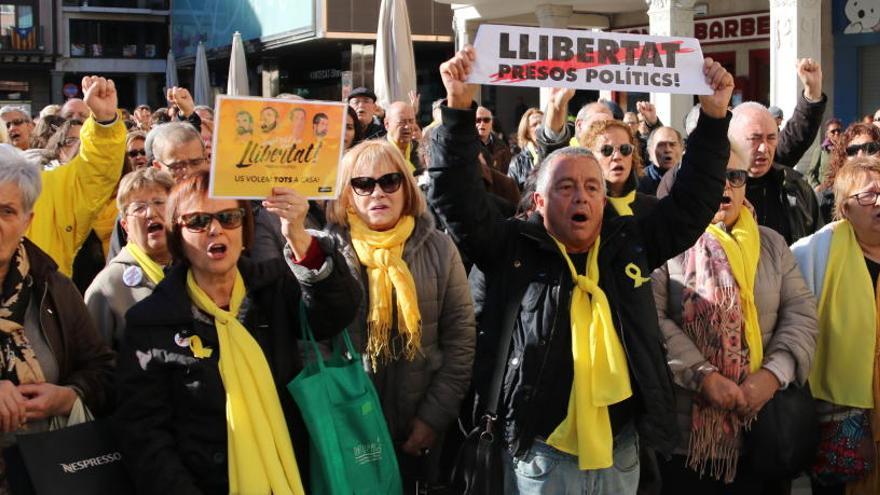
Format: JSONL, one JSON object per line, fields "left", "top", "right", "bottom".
{"left": 323, "top": 139, "right": 476, "bottom": 490}
{"left": 793, "top": 156, "right": 880, "bottom": 495}
{"left": 507, "top": 107, "right": 544, "bottom": 190}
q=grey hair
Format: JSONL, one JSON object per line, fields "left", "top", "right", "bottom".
{"left": 534, "top": 146, "right": 604, "bottom": 195}
{"left": 0, "top": 144, "right": 42, "bottom": 213}
{"left": 647, "top": 126, "right": 683, "bottom": 152}
{"left": 575, "top": 102, "right": 611, "bottom": 124}
{"left": 147, "top": 121, "right": 203, "bottom": 164}
{"left": 730, "top": 101, "right": 772, "bottom": 133}
{"left": 0, "top": 106, "right": 31, "bottom": 122}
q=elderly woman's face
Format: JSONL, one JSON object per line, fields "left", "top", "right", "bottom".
{"left": 712, "top": 154, "right": 749, "bottom": 228}
{"left": 0, "top": 182, "right": 33, "bottom": 273}
{"left": 179, "top": 195, "right": 243, "bottom": 278}
{"left": 350, "top": 159, "right": 405, "bottom": 231}
{"left": 842, "top": 172, "right": 880, "bottom": 241}
{"left": 121, "top": 186, "right": 168, "bottom": 260}
{"left": 527, "top": 113, "right": 543, "bottom": 143}
{"left": 591, "top": 127, "right": 633, "bottom": 196}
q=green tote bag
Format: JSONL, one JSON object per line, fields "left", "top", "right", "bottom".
{"left": 287, "top": 304, "right": 402, "bottom": 495}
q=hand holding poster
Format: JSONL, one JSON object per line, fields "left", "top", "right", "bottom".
{"left": 467, "top": 24, "right": 712, "bottom": 95}
{"left": 209, "top": 96, "right": 346, "bottom": 199}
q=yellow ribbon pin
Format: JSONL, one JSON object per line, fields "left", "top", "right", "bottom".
{"left": 625, "top": 263, "right": 651, "bottom": 288}
{"left": 189, "top": 335, "right": 214, "bottom": 359}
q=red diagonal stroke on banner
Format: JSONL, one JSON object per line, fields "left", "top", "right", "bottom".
{"left": 490, "top": 41, "right": 694, "bottom": 83}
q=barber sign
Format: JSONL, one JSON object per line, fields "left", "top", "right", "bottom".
{"left": 468, "top": 24, "right": 712, "bottom": 95}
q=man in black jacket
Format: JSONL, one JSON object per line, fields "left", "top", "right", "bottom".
{"left": 429, "top": 48, "right": 733, "bottom": 493}
{"left": 731, "top": 58, "right": 827, "bottom": 244}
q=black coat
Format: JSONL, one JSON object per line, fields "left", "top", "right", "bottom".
{"left": 113, "top": 249, "right": 361, "bottom": 494}
{"left": 428, "top": 104, "right": 729, "bottom": 457}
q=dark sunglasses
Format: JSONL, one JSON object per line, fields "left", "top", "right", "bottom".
{"left": 725, "top": 169, "right": 748, "bottom": 188}
{"left": 599, "top": 143, "right": 634, "bottom": 157}
{"left": 475, "top": 117, "right": 493, "bottom": 124}
{"left": 178, "top": 208, "right": 245, "bottom": 232}
{"left": 127, "top": 149, "right": 147, "bottom": 158}
{"left": 350, "top": 172, "right": 403, "bottom": 196}
{"left": 845, "top": 141, "right": 880, "bottom": 157}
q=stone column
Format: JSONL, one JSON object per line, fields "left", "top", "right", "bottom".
{"left": 536, "top": 4, "right": 573, "bottom": 112}
{"left": 770, "top": 0, "right": 822, "bottom": 171}
{"left": 135, "top": 74, "right": 148, "bottom": 106}
{"left": 452, "top": 10, "right": 482, "bottom": 104}
{"left": 261, "top": 58, "right": 279, "bottom": 98}
{"left": 647, "top": 0, "right": 696, "bottom": 133}
{"left": 50, "top": 71, "right": 64, "bottom": 104}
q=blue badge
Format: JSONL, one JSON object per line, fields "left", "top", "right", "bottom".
{"left": 122, "top": 265, "right": 143, "bottom": 287}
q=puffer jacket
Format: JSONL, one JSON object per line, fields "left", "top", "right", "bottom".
{"left": 321, "top": 213, "right": 476, "bottom": 440}
{"left": 26, "top": 115, "right": 126, "bottom": 277}
{"left": 428, "top": 104, "right": 730, "bottom": 457}
{"left": 652, "top": 225, "right": 818, "bottom": 453}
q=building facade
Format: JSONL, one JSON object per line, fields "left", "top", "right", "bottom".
{"left": 0, "top": 0, "right": 55, "bottom": 114}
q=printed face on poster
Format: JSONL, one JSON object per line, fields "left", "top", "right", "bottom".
{"left": 467, "top": 24, "right": 713, "bottom": 95}
{"left": 209, "top": 96, "right": 346, "bottom": 199}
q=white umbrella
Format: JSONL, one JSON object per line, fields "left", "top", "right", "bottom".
{"left": 165, "top": 50, "right": 178, "bottom": 90}
{"left": 374, "top": 0, "right": 416, "bottom": 110}
{"left": 193, "top": 42, "right": 212, "bottom": 107}
{"left": 227, "top": 31, "right": 249, "bottom": 96}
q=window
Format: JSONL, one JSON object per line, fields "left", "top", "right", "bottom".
{"left": 69, "top": 19, "right": 167, "bottom": 58}
{"left": 0, "top": 2, "right": 37, "bottom": 51}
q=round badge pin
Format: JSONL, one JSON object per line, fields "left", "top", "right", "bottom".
{"left": 122, "top": 265, "right": 144, "bottom": 287}
{"left": 174, "top": 332, "right": 192, "bottom": 348}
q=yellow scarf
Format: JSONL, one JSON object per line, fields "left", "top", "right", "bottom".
{"left": 608, "top": 190, "right": 636, "bottom": 217}
{"left": 388, "top": 135, "right": 415, "bottom": 171}
{"left": 706, "top": 209, "right": 763, "bottom": 373}
{"left": 93, "top": 201, "right": 119, "bottom": 258}
{"left": 186, "top": 271, "right": 305, "bottom": 495}
{"left": 527, "top": 142, "right": 540, "bottom": 167}
{"left": 811, "top": 221, "right": 876, "bottom": 408}
{"left": 347, "top": 212, "right": 421, "bottom": 370}
{"left": 569, "top": 136, "right": 580, "bottom": 147}
{"left": 545, "top": 235, "right": 633, "bottom": 470}
{"left": 124, "top": 243, "right": 165, "bottom": 285}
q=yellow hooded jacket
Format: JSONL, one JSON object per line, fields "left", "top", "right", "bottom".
{"left": 26, "top": 115, "right": 126, "bottom": 277}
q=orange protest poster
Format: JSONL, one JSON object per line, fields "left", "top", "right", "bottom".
{"left": 209, "top": 96, "right": 346, "bottom": 199}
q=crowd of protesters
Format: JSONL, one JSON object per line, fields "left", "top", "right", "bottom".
{"left": 0, "top": 42, "right": 878, "bottom": 495}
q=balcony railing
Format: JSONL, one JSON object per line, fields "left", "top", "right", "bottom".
{"left": 62, "top": 0, "right": 169, "bottom": 9}
{"left": 0, "top": 26, "right": 43, "bottom": 53}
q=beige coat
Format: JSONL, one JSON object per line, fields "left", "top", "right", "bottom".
{"left": 651, "top": 225, "right": 818, "bottom": 453}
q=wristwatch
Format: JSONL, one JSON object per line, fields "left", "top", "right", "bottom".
{"left": 694, "top": 362, "right": 719, "bottom": 392}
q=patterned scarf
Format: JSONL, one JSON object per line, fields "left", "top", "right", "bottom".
{"left": 680, "top": 231, "right": 751, "bottom": 483}
{"left": 0, "top": 243, "right": 45, "bottom": 386}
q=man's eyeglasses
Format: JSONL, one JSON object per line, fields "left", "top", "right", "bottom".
{"left": 178, "top": 208, "right": 246, "bottom": 232}
{"left": 159, "top": 157, "right": 207, "bottom": 173}
{"left": 725, "top": 169, "right": 748, "bottom": 188}
{"left": 127, "top": 149, "right": 147, "bottom": 158}
{"left": 599, "top": 143, "right": 634, "bottom": 157}
{"left": 350, "top": 172, "right": 403, "bottom": 196}
{"left": 845, "top": 142, "right": 880, "bottom": 157}
{"left": 126, "top": 199, "right": 166, "bottom": 217}
{"left": 61, "top": 137, "right": 80, "bottom": 147}
{"left": 475, "top": 117, "right": 493, "bottom": 124}
{"left": 850, "top": 191, "right": 880, "bottom": 207}
{"left": 4, "top": 118, "right": 28, "bottom": 129}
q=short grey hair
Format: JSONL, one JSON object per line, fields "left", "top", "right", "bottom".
{"left": 730, "top": 101, "right": 772, "bottom": 133}
{"left": 534, "top": 146, "right": 604, "bottom": 195}
{"left": 0, "top": 106, "right": 31, "bottom": 122}
{"left": 116, "top": 167, "right": 175, "bottom": 211}
{"left": 647, "top": 126, "right": 683, "bottom": 152}
{"left": 147, "top": 121, "right": 203, "bottom": 164}
{"left": 575, "top": 102, "right": 611, "bottom": 124}
{"left": 0, "top": 144, "right": 42, "bottom": 213}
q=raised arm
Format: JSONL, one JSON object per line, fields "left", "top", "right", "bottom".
{"left": 427, "top": 48, "right": 515, "bottom": 269}
{"left": 775, "top": 59, "right": 827, "bottom": 167}
{"left": 640, "top": 58, "right": 734, "bottom": 270}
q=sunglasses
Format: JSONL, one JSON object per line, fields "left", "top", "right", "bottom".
{"left": 475, "top": 117, "right": 493, "bottom": 124}
{"left": 178, "top": 208, "right": 245, "bottom": 232}
{"left": 350, "top": 172, "right": 403, "bottom": 196}
{"left": 127, "top": 149, "right": 147, "bottom": 158}
{"left": 725, "top": 169, "right": 748, "bottom": 188}
{"left": 599, "top": 143, "right": 634, "bottom": 157}
{"left": 845, "top": 142, "right": 880, "bottom": 157}
{"left": 4, "top": 118, "right": 28, "bottom": 129}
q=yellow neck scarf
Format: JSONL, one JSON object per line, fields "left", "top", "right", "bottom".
{"left": 527, "top": 142, "right": 540, "bottom": 167}
{"left": 347, "top": 212, "right": 421, "bottom": 370}
{"left": 388, "top": 135, "right": 415, "bottom": 171}
{"left": 545, "top": 235, "right": 633, "bottom": 470}
{"left": 811, "top": 221, "right": 877, "bottom": 408}
{"left": 706, "top": 209, "right": 763, "bottom": 373}
{"left": 569, "top": 136, "right": 580, "bottom": 147}
{"left": 125, "top": 243, "right": 165, "bottom": 286}
{"left": 608, "top": 190, "right": 636, "bottom": 217}
{"left": 186, "top": 270, "right": 305, "bottom": 495}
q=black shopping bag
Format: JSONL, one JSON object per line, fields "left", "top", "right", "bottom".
{"left": 14, "top": 419, "right": 133, "bottom": 495}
